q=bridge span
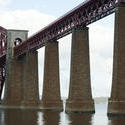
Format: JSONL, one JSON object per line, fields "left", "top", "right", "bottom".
{"left": 0, "top": 0, "right": 125, "bottom": 114}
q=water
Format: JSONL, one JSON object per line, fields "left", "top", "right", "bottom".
{"left": 0, "top": 104, "right": 124, "bottom": 125}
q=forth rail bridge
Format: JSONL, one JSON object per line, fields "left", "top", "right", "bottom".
{"left": 0, "top": 0, "right": 125, "bottom": 115}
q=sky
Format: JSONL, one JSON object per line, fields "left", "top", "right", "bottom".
{"left": 0, "top": 0, "right": 115, "bottom": 98}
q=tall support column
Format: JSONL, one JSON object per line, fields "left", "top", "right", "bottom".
{"left": 65, "top": 27, "right": 95, "bottom": 113}
{"left": 108, "top": 3, "right": 125, "bottom": 115}
{"left": 2, "top": 31, "right": 26, "bottom": 107}
{"left": 40, "top": 41, "right": 63, "bottom": 111}
{"left": 3, "top": 57, "right": 24, "bottom": 107}
{"left": 21, "top": 51, "right": 39, "bottom": 108}
{"left": 2, "top": 30, "right": 39, "bottom": 109}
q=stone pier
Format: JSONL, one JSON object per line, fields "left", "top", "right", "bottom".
{"left": 2, "top": 30, "right": 39, "bottom": 109}
{"left": 108, "top": 3, "right": 125, "bottom": 115}
{"left": 2, "top": 30, "right": 28, "bottom": 107}
{"left": 65, "top": 27, "right": 95, "bottom": 113}
{"left": 21, "top": 51, "right": 39, "bottom": 109}
{"left": 40, "top": 41, "right": 63, "bottom": 111}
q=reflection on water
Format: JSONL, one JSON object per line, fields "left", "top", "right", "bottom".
{"left": 4, "top": 109, "right": 22, "bottom": 125}
{"left": 0, "top": 104, "right": 125, "bottom": 125}
{"left": 108, "top": 116, "right": 125, "bottom": 125}
{"left": 42, "top": 112, "right": 60, "bottom": 125}
{"left": 68, "top": 113, "right": 92, "bottom": 125}
{"left": 3, "top": 109, "right": 38, "bottom": 125}
{"left": 92, "top": 104, "right": 109, "bottom": 125}
{"left": 21, "top": 110, "right": 38, "bottom": 125}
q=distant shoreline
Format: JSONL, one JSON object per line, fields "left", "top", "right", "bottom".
{"left": 62, "top": 97, "right": 108, "bottom": 104}
{"left": 94, "top": 97, "right": 108, "bottom": 104}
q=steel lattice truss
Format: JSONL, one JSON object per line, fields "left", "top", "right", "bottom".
{"left": 0, "top": 27, "right": 7, "bottom": 58}
{"left": 0, "top": 26, "right": 7, "bottom": 99}
{"left": 14, "top": 0, "right": 120, "bottom": 56}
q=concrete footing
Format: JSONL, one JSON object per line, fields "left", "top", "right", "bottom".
{"left": 65, "top": 100, "right": 95, "bottom": 113}
{"left": 40, "top": 41, "right": 63, "bottom": 111}
{"left": 108, "top": 3, "right": 125, "bottom": 115}
{"left": 65, "top": 27, "right": 95, "bottom": 113}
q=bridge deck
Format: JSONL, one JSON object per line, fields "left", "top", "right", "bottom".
{"left": 1, "top": 0, "right": 125, "bottom": 58}
{"left": 14, "top": 0, "right": 120, "bottom": 57}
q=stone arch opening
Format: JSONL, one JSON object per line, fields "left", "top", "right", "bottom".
{"left": 14, "top": 38, "right": 22, "bottom": 46}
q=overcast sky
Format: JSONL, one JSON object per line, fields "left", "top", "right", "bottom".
{"left": 0, "top": 0, "right": 115, "bottom": 98}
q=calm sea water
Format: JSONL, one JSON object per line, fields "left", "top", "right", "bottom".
{"left": 0, "top": 103, "right": 124, "bottom": 125}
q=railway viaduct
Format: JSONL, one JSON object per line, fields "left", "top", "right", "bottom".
{"left": 0, "top": 0, "right": 125, "bottom": 115}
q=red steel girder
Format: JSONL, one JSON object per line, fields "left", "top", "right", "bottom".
{"left": 0, "top": 26, "right": 7, "bottom": 99}
{"left": 118, "top": 0, "right": 125, "bottom": 2}
{"left": 0, "top": 26, "right": 7, "bottom": 58}
{"left": 14, "top": 0, "right": 120, "bottom": 57}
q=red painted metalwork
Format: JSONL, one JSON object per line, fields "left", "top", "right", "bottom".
{"left": 0, "top": 26, "right": 7, "bottom": 58}
{"left": 118, "top": 0, "right": 125, "bottom": 3}
{"left": 0, "top": 26, "right": 7, "bottom": 99}
{"left": 14, "top": 0, "right": 120, "bottom": 57}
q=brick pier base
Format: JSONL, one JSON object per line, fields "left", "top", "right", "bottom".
{"left": 108, "top": 3, "right": 125, "bottom": 115}
{"left": 21, "top": 51, "right": 39, "bottom": 109}
{"left": 40, "top": 41, "right": 63, "bottom": 111}
{"left": 2, "top": 30, "right": 39, "bottom": 109}
{"left": 65, "top": 27, "right": 95, "bottom": 113}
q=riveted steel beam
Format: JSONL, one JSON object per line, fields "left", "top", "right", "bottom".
{"left": 14, "top": 0, "right": 119, "bottom": 57}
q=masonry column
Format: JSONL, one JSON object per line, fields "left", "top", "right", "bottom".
{"left": 21, "top": 50, "right": 39, "bottom": 109}
{"left": 40, "top": 41, "right": 63, "bottom": 111}
{"left": 108, "top": 2, "right": 125, "bottom": 115}
{"left": 65, "top": 27, "right": 95, "bottom": 113}
{"left": 2, "top": 30, "right": 28, "bottom": 108}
